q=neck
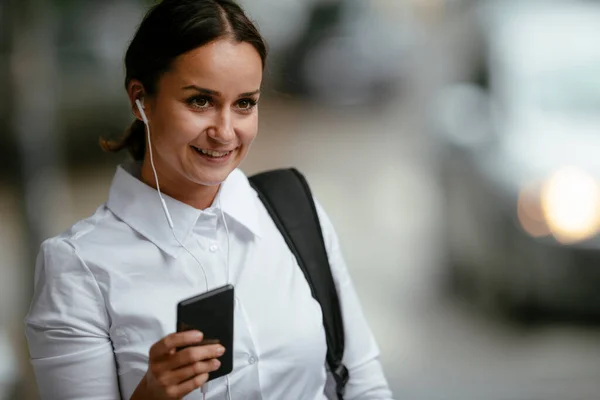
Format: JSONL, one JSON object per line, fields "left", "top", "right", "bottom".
{"left": 140, "top": 158, "right": 219, "bottom": 210}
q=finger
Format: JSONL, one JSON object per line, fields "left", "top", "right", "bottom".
{"left": 163, "top": 359, "right": 221, "bottom": 386}
{"left": 150, "top": 331, "right": 204, "bottom": 360}
{"left": 165, "top": 373, "right": 209, "bottom": 399}
{"left": 167, "top": 344, "right": 225, "bottom": 370}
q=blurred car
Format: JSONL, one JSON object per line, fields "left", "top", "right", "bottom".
{"left": 433, "top": 0, "right": 600, "bottom": 319}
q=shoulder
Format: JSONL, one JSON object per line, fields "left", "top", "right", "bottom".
{"left": 312, "top": 198, "right": 336, "bottom": 243}
{"left": 33, "top": 233, "right": 101, "bottom": 303}
{"left": 48, "top": 203, "right": 112, "bottom": 240}
{"left": 244, "top": 167, "right": 339, "bottom": 242}
{"left": 40, "top": 205, "right": 107, "bottom": 256}
{"left": 223, "top": 168, "right": 259, "bottom": 205}
{"left": 37, "top": 203, "right": 130, "bottom": 269}
{"left": 312, "top": 197, "right": 345, "bottom": 264}
{"left": 226, "top": 168, "right": 255, "bottom": 196}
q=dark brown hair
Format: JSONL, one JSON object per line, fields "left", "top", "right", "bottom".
{"left": 100, "top": 0, "right": 267, "bottom": 161}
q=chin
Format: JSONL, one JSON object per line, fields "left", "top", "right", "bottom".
{"left": 193, "top": 170, "right": 234, "bottom": 187}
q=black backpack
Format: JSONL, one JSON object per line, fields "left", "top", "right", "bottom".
{"left": 249, "top": 168, "right": 349, "bottom": 400}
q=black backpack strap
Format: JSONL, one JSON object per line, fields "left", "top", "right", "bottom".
{"left": 249, "top": 168, "right": 349, "bottom": 399}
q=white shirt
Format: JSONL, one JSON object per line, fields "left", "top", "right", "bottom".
{"left": 25, "top": 163, "right": 393, "bottom": 400}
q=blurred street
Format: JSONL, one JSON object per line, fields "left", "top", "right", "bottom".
{"left": 3, "top": 1, "right": 600, "bottom": 399}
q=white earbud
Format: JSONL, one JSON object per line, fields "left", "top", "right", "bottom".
{"left": 135, "top": 98, "right": 148, "bottom": 124}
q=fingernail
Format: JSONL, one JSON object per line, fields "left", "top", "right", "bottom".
{"left": 216, "top": 346, "right": 225, "bottom": 355}
{"left": 213, "top": 359, "right": 221, "bottom": 368}
{"left": 193, "top": 331, "right": 204, "bottom": 339}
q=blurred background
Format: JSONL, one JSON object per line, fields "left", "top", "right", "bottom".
{"left": 2, "top": 0, "right": 600, "bottom": 398}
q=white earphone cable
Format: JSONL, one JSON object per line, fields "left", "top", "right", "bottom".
{"left": 226, "top": 376, "right": 232, "bottom": 400}
{"left": 218, "top": 197, "right": 231, "bottom": 284}
{"left": 138, "top": 100, "right": 233, "bottom": 399}
{"left": 138, "top": 100, "right": 209, "bottom": 292}
{"left": 218, "top": 197, "right": 233, "bottom": 400}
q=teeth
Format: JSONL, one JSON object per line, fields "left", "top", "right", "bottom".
{"left": 195, "top": 148, "right": 230, "bottom": 157}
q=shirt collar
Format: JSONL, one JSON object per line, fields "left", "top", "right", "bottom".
{"left": 106, "top": 163, "right": 262, "bottom": 258}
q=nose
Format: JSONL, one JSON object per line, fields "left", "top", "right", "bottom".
{"left": 207, "top": 109, "right": 235, "bottom": 144}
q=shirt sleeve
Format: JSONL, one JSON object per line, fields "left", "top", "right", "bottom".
{"left": 315, "top": 200, "right": 394, "bottom": 400}
{"left": 24, "top": 237, "right": 122, "bottom": 400}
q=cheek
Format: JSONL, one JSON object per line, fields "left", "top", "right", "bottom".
{"left": 176, "top": 116, "right": 210, "bottom": 140}
{"left": 157, "top": 112, "right": 208, "bottom": 145}
{"left": 238, "top": 116, "right": 259, "bottom": 145}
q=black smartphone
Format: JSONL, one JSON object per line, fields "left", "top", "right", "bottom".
{"left": 176, "top": 284, "right": 234, "bottom": 382}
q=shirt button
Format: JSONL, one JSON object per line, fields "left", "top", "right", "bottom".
{"left": 209, "top": 244, "right": 218, "bottom": 252}
{"left": 248, "top": 356, "right": 257, "bottom": 365}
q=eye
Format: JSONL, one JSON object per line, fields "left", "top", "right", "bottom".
{"left": 188, "top": 96, "right": 211, "bottom": 109}
{"left": 237, "top": 98, "right": 257, "bottom": 111}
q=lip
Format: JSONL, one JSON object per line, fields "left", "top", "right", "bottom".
{"left": 191, "top": 146, "right": 236, "bottom": 164}
{"left": 191, "top": 145, "right": 237, "bottom": 153}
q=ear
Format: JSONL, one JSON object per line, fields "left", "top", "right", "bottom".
{"left": 127, "top": 80, "right": 147, "bottom": 121}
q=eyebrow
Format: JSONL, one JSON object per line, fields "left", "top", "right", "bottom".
{"left": 182, "top": 85, "right": 260, "bottom": 98}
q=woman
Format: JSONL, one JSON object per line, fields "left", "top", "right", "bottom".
{"left": 25, "top": 0, "right": 393, "bottom": 399}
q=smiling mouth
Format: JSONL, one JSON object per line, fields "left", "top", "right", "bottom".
{"left": 191, "top": 146, "right": 233, "bottom": 158}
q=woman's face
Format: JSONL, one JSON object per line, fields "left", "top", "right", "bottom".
{"left": 137, "top": 38, "right": 263, "bottom": 188}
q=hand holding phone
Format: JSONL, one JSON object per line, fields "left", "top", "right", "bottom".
{"left": 131, "top": 330, "right": 224, "bottom": 400}
{"left": 176, "top": 284, "right": 235, "bottom": 382}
